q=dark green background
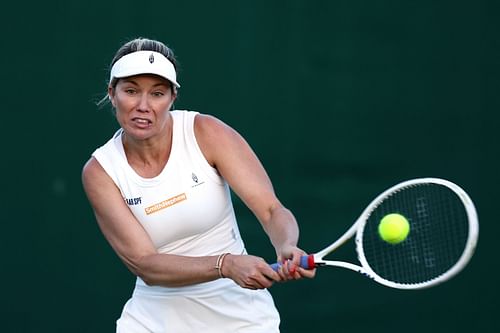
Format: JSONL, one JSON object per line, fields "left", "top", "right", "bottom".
{"left": 2, "top": 0, "right": 498, "bottom": 332}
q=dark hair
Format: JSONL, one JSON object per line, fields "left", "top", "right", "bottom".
{"left": 98, "top": 37, "right": 179, "bottom": 108}
{"left": 109, "top": 37, "right": 179, "bottom": 89}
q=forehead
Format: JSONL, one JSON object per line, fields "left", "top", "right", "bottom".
{"left": 118, "top": 74, "right": 172, "bottom": 87}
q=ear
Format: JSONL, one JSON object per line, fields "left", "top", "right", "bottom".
{"left": 169, "top": 89, "right": 178, "bottom": 110}
{"left": 108, "top": 86, "right": 116, "bottom": 107}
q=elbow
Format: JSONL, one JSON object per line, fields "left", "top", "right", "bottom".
{"left": 136, "top": 271, "right": 157, "bottom": 286}
{"left": 126, "top": 256, "right": 180, "bottom": 287}
{"left": 135, "top": 269, "right": 183, "bottom": 287}
{"left": 131, "top": 265, "right": 162, "bottom": 287}
{"left": 123, "top": 256, "right": 159, "bottom": 287}
{"left": 122, "top": 253, "right": 189, "bottom": 288}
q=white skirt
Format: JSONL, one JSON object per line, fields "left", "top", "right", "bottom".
{"left": 116, "top": 278, "right": 280, "bottom": 333}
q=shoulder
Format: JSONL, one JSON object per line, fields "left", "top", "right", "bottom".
{"left": 194, "top": 113, "right": 224, "bottom": 129}
{"left": 81, "top": 157, "right": 111, "bottom": 190}
{"left": 194, "top": 113, "right": 240, "bottom": 142}
{"left": 82, "top": 157, "right": 104, "bottom": 184}
{"left": 193, "top": 114, "right": 247, "bottom": 166}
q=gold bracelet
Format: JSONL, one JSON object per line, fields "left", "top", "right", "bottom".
{"left": 215, "top": 253, "right": 230, "bottom": 278}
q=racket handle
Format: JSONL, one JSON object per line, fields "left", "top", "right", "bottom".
{"left": 270, "top": 255, "right": 315, "bottom": 271}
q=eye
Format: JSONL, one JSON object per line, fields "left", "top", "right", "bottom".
{"left": 123, "top": 87, "right": 137, "bottom": 95}
{"left": 152, "top": 91, "right": 165, "bottom": 97}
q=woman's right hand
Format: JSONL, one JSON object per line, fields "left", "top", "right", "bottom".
{"left": 221, "top": 254, "right": 281, "bottom": 290}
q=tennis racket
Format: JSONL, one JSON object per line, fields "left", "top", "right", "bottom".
{"left": 271, "top": 178, "right": 479, "bottom": 289}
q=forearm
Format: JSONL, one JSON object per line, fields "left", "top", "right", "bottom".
{"left": 261, "top": 205, "right": 300, "bottom": 257}
{"left": 133, "top": 253, "right": 222, "bottom": 287}
{"left": 260, "top": 205, "right": 315, "bottom": 280}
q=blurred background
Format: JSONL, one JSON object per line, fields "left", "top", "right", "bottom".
{"left": 1, "top": 0, "right": 498, "bottom": 332}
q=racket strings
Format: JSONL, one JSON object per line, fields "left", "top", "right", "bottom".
{"left": 361, "top": 183, "right": 469, "bottom": 285}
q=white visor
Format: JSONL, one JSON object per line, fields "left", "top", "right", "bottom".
{"left": 109, "top": 50, "right": 180, "bottom": 88}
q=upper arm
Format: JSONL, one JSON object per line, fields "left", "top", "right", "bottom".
{"left": 81, "top": 157, "right": 157, "bottom": 274}
{"left": 194, "top": 114, "right": 282, "bottom": 224}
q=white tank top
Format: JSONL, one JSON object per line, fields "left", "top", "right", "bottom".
{"left": 92, "top": 110, "right": 245, "bottom": 257}
{"left": 92, "top": 112, "right": 280, "bottom": 333}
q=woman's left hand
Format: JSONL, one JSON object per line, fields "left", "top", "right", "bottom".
{"left": 275, "top": 245, "right": 316, "bottom": 281}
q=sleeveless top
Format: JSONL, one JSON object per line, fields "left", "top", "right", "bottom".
{"left": 92, "top": 111, "right": 280, "bottom": 333}
{"left": 92, "top": 110, "right": 246, "bottom": 258}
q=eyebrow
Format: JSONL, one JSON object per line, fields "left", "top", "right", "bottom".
{"left": 121, "top": 79, "right": 170, "bottom": 88}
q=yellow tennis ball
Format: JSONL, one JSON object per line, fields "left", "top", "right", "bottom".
{"left": 378, "top": 213, "right": 410, "bottom": 244}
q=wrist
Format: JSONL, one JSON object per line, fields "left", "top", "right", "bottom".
{"left": 215, "top": 253, "right": 230, "bottom": 278}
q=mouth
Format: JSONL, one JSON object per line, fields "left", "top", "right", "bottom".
{"left": 132, "top": 117, "right": 152, "bottom": 127}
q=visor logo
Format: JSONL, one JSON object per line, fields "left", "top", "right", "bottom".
{"left": 149, "top": 53, "right": 154, "bottom": 64}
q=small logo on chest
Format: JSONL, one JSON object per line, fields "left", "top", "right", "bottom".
{"left": 191, "top": 172, "right": 205, "bottom": 188}
{"left": 125, "top": 197, "right": 142, "bottom": 206}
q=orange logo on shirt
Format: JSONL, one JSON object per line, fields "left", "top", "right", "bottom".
{"left": 145, "top": 193, "right": 187, "bottom": 215}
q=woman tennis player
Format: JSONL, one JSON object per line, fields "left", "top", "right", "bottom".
{"left": 82, "top": 37, "right": 315, "bottom": 332}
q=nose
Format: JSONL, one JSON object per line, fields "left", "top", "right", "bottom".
{"left": 137, "top": 93, "right": 150, "bottom": 112}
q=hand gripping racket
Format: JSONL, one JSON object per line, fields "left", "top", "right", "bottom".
{"left": 271, "top": 178, "right": 479, "bottom": 289}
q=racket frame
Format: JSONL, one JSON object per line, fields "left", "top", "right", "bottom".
{"left": 311, "top": 177, "right": 479, "bottom": 289}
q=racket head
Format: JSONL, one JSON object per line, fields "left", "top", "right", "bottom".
{"left": 354, "top": 178, "right": 478, "bottom": 289}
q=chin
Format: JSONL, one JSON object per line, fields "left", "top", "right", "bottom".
{"left": 124, "top": 127, "right": 156, "bottom": 140}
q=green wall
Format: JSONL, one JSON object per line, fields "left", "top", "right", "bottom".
{"left": 2, "top": 0, "right": 498, "bottom": 332}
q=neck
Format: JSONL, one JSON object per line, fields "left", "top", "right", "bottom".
{"left": 122, "top": 122, "right": 173, "bottom": 178}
